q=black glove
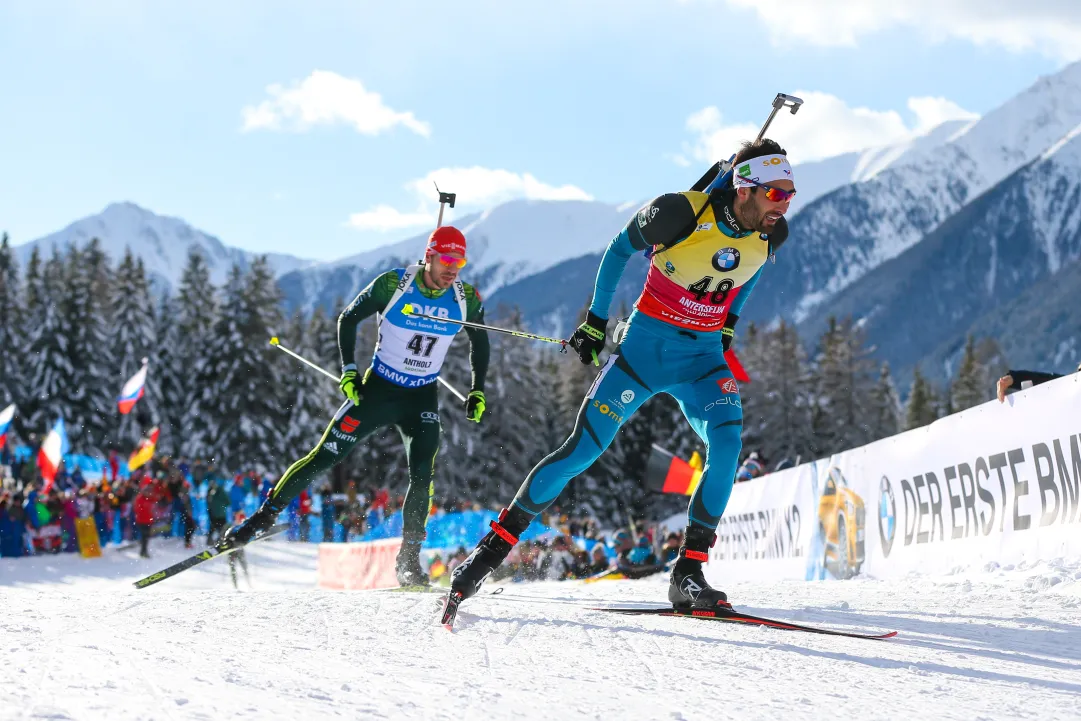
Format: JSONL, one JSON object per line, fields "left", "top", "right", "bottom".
{"left": 721, "top": 313, "right": 738, "bottom": 352}
{"left": 569, "top": 311, "right": 607, "bottom": 366}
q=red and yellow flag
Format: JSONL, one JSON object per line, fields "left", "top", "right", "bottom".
{"left": 128, "top": 427, "right": 160, "bottom": 471}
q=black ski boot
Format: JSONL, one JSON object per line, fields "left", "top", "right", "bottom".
{"left": 396, "top": 532, "right": 429, "bottom": 587}
{"left": 442, "top": 507, "right": 531, "bottom": 627}
{"left": 668, "top": 525, "right": 730, "bottom": 610}
{"left": 218, "top": 501, "right": 281, "bottom": 551}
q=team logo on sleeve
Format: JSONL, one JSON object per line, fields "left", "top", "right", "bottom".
{"left": 637, "top": 205, "right": 659, "bottom": 228}
{"left": 712, "top": 248, "right": 740, "bottom": 272}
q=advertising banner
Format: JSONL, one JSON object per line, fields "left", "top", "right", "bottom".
{"left": 317, "top": 538, "right": 402, "bottom": 590}
{"left": 663, "top": 374, "right": 1081, "bottom": 583}
{"left": 74, "top": 517, "right": 103, "bottom": 558}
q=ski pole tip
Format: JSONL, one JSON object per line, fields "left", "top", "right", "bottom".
{"left": 402, "top": 303, "right": 414, "bottom": 315}
{"left": 269, "top": 337, "right": 279, "bottom": 346}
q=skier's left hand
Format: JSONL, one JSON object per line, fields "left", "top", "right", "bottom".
{"left": 465, "top": 390, "right": 486, "bottom": 423}
{"left": 721, "top": 312, "right": 738, "bottom": 352}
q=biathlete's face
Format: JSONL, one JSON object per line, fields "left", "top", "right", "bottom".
{"left": 736, "top": 178, "right": 794, "bottom": 233}
{"left": 425, "top": 252, "right": 466, "bottom": 289}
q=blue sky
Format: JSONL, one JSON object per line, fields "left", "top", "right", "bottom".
{"left": 1, "top": 0, "right": 1078, "bottom": 260}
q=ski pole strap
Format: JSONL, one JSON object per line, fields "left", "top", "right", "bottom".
{"left": 580, "top": 323, "right": 605, "bottom": 341}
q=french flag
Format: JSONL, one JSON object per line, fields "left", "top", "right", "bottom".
{"left": 0, "top": 403, "right": 14, "bottom": 450}
{"left": 118, "top": 360, "right": 149, "bottom": 415}
{"left": 38, "top": 417, "right": 68, "bottom": 492}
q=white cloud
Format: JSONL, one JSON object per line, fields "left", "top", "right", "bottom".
{"left": 345, "top": 167, "right": 592, "bottom": 234}
{"left": 242, "top": 70, "right": 431, "bottom": 137}
{"left": 406, "top": 167, "right": 593, "bottom": 206}
{"left": 721, "top": 0, "right": 1081, "bottom": 61}
{"left": 345, "top": 205, "right": 436, "bottom": 232}
{"left": 680, "top": 91, "right": 979, "bottom": 165}
{"left": 907, "top": 96, "right": 980, "bottom": 135}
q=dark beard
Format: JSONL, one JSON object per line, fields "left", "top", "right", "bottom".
{"left": 733, "top": 197, "right": 762, "bottom": 233}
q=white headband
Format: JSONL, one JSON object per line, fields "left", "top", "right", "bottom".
{"left": 732, "top": 154, "right": 794, "bottom": 188}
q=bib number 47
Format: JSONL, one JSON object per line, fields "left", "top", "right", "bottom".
{"left": 407, "top": 334, "right": 438, "bottom": 357}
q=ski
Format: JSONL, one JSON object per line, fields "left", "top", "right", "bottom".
{"left": 132, "top": 523, "right": 289, "bottom": 590}
{"left": 439, "top": 591, "right": 465, "bottom": 630}
{"left": 596, "top": 606, "right": 897, "bottom": 640}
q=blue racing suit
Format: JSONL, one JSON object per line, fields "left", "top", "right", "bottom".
{"left": 509, "top": 188, "right": 783, "bottom": 531}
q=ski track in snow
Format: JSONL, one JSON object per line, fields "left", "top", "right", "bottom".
{"left": 3, "top": 540, "right": 1081, "bottom": 720}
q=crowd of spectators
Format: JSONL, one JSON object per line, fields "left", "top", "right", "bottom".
{"left": 428, "top": 521, "right": 684, "bottom": 586}
{"left": 2, "top": 446, "right": 687, "bottom": 590}
{"left": 0, "top": 450, "right": 406, "bottom": 559}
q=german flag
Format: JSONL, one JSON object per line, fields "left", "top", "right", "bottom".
{"left": 428, "top": 557, "right": 447, "bottom": 580}
{"left": 645, "top": 444, "right": 704, "bottom": 496}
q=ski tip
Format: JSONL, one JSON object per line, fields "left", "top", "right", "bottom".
{"left": 439, "top": 591, "right": 463, "bottom": 630}
{"left": 132, "top": 570, "right": 167, "bottom": 590}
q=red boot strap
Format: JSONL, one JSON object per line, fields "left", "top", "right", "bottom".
{"left": 683, "top": 549, "right": 709, "bottom": 562}
{"left": 489, "top": 520, "right": 519, "bottom": 546}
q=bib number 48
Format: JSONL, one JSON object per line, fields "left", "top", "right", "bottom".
{"left": 687, "top": 276, "right": 734, "bottom": 305}
{"left": 407, "top": 334, "right": 438, "bottom": 357}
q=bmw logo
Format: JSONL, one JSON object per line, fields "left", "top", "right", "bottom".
{"left": 712, "top": 247, "right": 740, "bottom": 272}
{"left": 878, "top": 476, "right": 896, "bottom": 558}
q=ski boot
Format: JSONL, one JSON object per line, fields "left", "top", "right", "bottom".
{"left": 218, "top": 501, "right": 281, "bottom": 551}
{"left": 395, "top": 532, "right": 429, "bottom": 588}
{"left": 442, "top": 506, "right": 531, "bottom": 627}
{"left": 668, "top": 525, "right": 731, "bottom": 610}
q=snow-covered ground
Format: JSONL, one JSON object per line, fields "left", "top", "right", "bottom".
{"left": 3, "top": 540, "right": 1081, "bottom": 720}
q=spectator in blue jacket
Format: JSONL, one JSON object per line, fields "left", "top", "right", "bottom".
{"left": 228, "top": 476, "right": 247, "bottom": 516}
{"left": 320, "top": 486, "right": 337, "bottom": 542}
{"left": 0, "top": 493, "right": 26, "bottom": 557}
{"left": 259, "top": 477, "right": 274, "bottom": 505}
{"left": 23, "top": 488, "right": 41, "bottom": 530}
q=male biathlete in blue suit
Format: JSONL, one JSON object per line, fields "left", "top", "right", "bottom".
{"left": 449, "top": 138, "right": 795, "bottom": 610}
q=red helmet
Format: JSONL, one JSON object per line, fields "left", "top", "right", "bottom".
{"left": 426, "top": 226, "right": 467, "bottom": 257}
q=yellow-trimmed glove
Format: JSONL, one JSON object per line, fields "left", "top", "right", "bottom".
{"left": 465, "top": 390, "right": 486, "bottom": 423}
{"left": 569, "top": 311, "right": 607, "bottom": 366}
{"left": 339, "top": 370, "right": 361, "bottom": 405}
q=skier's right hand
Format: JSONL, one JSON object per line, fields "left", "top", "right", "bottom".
{"left": 339, "top": 370, "right": 362, "bottom": 404}
{"left": 569, "top": 311, "right": 607, "bottom": 366}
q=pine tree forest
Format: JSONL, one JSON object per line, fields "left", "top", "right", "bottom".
{"left": 0, "top": 237, "right": 1002, "bottom": 525}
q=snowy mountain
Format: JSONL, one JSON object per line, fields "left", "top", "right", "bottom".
{"left": 15, "top": 202, "right": 316, "bottom": 291}
{"left": 786, "top": 118, "right": 975, "bottom": 215}
{"left": 278, "top": 199, "right": 637, "bottom": 314}
{"left": 743, "top": 60, "right": 1081, "bottom": 327}
{"left": 800, "top": 126, "right": 1081, "bottom": 382}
